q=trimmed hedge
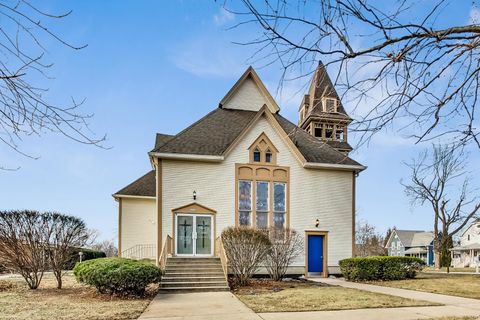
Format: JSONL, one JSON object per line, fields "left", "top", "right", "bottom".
{"left": 73, "top": 258, "right": 161, "bottom": 296}
{"left": 65, "top": 248, "right": 107, "bottom": 270}
{"left": 339, "top": 256, "right": 425, "bottom": 281}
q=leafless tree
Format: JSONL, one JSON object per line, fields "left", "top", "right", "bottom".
{"left": 45, "top": 212, "right": 89, "bottom": 289}
{"left": 0, "top": 1, "right": 105, "bottom": 169}
{"left": 225, "top": 0, "right": 480, "bottom": 149}
{"left": 404, "top": 145, "right": 480, "bottom": 268}
{"left": 264, "top": 227, "right": 302, "bottom": 281}
{"left": 91, "top": 239, "right": 118, "bottom": 257}
{"left": 355, "top": 220, "right": 386, "bottom": 257}
{"left": 0, "top": 210, "right": 51, "bottom": 289}
{"left": 221, "top": 226, "right": 271, "bottom": 286}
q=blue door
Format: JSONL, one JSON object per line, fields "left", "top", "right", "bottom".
{"left": 308, "top": 235, "right": 324, "bottom": 273}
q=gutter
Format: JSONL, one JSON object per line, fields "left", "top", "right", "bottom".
{"left": 303, "top": 162, "right": 367, "bottom": 172}
{"left": 148, "top": 152, "right": 224, "bottom": 162}
{"left": 112, "top": 194, "right": 156, "bottom": 200}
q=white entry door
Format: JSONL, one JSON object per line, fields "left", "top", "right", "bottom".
{"left": 175, "top": 214, "right": 213, "bottom": 256}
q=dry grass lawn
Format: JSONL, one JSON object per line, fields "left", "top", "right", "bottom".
{"left": 370, "top": 273, "right": 480, "bottom": 300}
{"left": 0, "top": 273, "right": 157, "bottom": 320}
{"left": 234, "top": 279, "right": 438, "bottom": 313}
{"left": 424, "top": 267, "right": 477, "bottom": 273}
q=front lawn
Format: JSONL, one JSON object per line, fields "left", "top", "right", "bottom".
{"left": 370, "top": 273, "right": 480, "bottom": 299}
{"left": 234, "top": 279, "right": 438, "bottom": 313}
{"left": 0, "top": 273, "right": 157, "bottom": 320}
{"left": 423, "top": 267, "right": 477, "bottom": 273}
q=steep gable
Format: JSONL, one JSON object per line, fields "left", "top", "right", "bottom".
{"left": 219, "top": 66, "right": 280, "bottom": 113}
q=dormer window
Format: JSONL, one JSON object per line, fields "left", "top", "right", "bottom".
{"left": 249, "top": 133, "right": 278, "bottom": 165}
{"left": 265, "top": 149, "right": 272, "bottom": 163}
{"left": 253, "top": 148, "right": 261, "bottom": 162}
{"left": 323, "top": 98, "right": 337, "bottom": 113}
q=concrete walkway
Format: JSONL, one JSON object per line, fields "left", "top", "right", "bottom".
{"left": 138, "top": 292, "right": 261, "bottom": 320}
{"left": 139, "top": 278, "right": 480, "bottom": 320}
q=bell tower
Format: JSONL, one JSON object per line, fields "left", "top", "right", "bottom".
{"left": 298, "top": 62, "right": 353, "bottom": 154}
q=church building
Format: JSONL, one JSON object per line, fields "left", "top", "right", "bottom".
{"left": 113, "top": 62, "right": 365, "bottom": 288}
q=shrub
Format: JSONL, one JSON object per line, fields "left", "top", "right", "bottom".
{"left": 221, "top": 226, "right": 271, "bottom": 286}
{"left": 264, "top": 228, "right": 302, "bottom": 281}
{"left": 65, "top": 248, "right": 106, "bottom": 270}
{"left": 73, "top": 258, "right": 162, "bottom": 296}
{"left": 339, "top": 256, "right": 425, "bottom": 281}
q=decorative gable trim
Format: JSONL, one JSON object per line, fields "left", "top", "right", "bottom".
{"left": 172, "top": 202, "right": 217, "bottom": 215}
{"left": 219, "top": 66, "right": 280, "bottom": 113}
{"left": 248, "top": 132, "right": 279, "bottom": 165}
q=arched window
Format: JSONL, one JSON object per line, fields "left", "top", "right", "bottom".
{"left": 253, "top": 148, "right": 261, "bottom": 162}
{"left": 265, "top": 149, "right": 272, "bottom": 163}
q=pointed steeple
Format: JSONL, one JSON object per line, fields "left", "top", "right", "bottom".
{"left": 298, "top": 62, "right": 353, "bottom": 154}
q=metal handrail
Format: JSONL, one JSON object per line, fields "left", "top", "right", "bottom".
{"left": 121, "top": 244, "right": 156, "bottom": 260}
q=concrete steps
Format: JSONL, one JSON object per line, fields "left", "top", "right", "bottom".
{"left": 160, "top": 257, "right": 229, "bottom": 293}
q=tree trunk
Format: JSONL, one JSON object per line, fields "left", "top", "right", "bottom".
{"left": 434, "top": 213, "right": 441, "bottom": 269}
{"left": 54, "top": 270, "right": 62, "bottom": 289}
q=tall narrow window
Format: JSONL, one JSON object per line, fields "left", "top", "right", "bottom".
{"left": 238, "top": 180, "right": 252, "bottom": 226}
{"left": 265, "top": 149, "right": 272, "bottom": 163}
{"left": 325, "top": 124, "right": 334, "bottom": 140}
{"left": 253, "top": 148, "right": 261, "bottom": 162}
{"left": 256, "top": 181, "right": 269, "bottom": 229}
{"left": 273, "top": 182, "right": 286, "bottom": 229}
{"left": 335, "top": 126, "right": 344, "bottom": 142}
{"left": 314, "top": 123, "right": 323, "bottom": 138}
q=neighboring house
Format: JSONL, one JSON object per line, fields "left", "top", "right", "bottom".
{"left": 113, "top": 63, "right": 365, "bottom": 277}
{"left": 385, "top": 229, "right": 435, "bottom": 266}
{"left": 451, "top": 220, "right": 480, "bottom": 268}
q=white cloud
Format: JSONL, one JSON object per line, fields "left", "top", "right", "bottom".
{"left": 213, "top": 7, "right": 235, "bottom": 26}
{"left": 170, "top": 37, "right": 246, "bottom": 78}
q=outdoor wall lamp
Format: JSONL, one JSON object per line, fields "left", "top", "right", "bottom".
{"left": 193, "top": 190, "right": 197, "bottom": 201}
{"left": 315, "top": 219, "right": 320, "bottom": 228}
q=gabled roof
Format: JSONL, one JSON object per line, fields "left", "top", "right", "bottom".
{"left": 151, "top": 108, "right": 257, "bottom": 156}
{"left": 155, "top": 133, "right": 174, "bottom": 149}
{"left": 150, "top": 106, "right": 363, "bottom": 168}
{"left": 219, "top": 66, "right": 280, "bottom": 113}
{"left": 113, "top": 171, "right": 156, "bottom": 198}
{"left": 391, "top": 230, "right": 434, "bottom": 247}
{"left": 300, "top": 61, "right": 352, "bottom": 125}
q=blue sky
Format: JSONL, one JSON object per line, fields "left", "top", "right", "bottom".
{"left": 1, "top": 1, "right": 479, "bottom": 242}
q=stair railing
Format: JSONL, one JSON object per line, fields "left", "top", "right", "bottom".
{"left": 159, "top": 235, "right": 173, "bottom": 270}
{"left": 215, "top": 236, "right": 228, "bottom": 280}
{"left": 121, "top": 244, "right": 156, "bottom": 260}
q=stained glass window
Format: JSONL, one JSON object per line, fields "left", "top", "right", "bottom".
{"left": 274, "top": 182, "right": 286, "bottom": 229}
{"left": 256, "top": 181, "right": 269, "bottom": 229}
{"left": 238, "top": 180, "right": 252, "bottom": 226}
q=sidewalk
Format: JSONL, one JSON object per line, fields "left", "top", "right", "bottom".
{"left": 139, "top": 291, "right": 261, "bottom": 320}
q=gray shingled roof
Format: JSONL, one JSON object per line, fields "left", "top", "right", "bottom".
{"left": 395, "top": 230, "right": 434, "bottom": 247}
{"left": 151, "top": 108, "right": 257, "bottom": 155}
{"left": 151, "top": 107, "right": 361, "bottom": 166}
{"left": 274, "top": 114, "right": 361, "bottom": 166}
{"left": 114, "top": 171, "right": 156, "bottom": 197}
{"left": 155, "top": 133, "right": 174, "bottom": 149}
{"left": 303, "top": 61, "right": 352, "bottom": 122}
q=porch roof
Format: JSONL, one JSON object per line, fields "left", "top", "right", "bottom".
{"left": 404, "top": 247, "right": 427, "bottom": 254}
{"left": 451, "top": 243, "right": 480, "bottom": 251}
